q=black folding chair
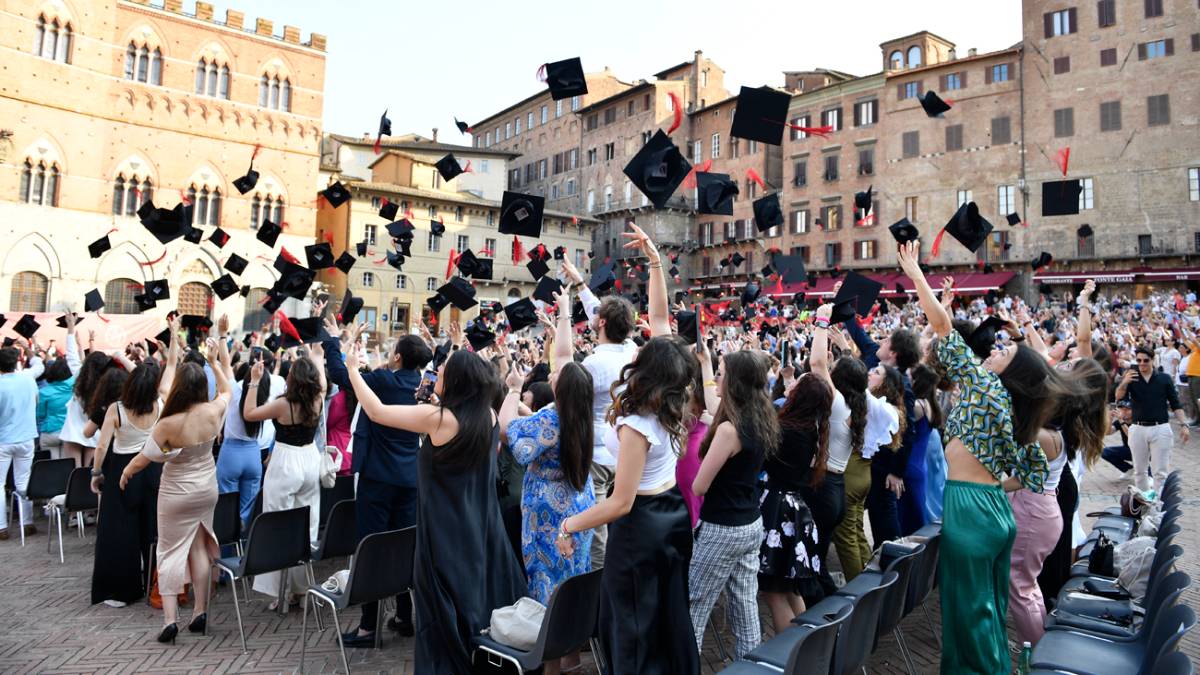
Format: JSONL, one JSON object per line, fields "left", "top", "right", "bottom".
{"left": 319, "top": 474, "right": 355, "bottom": 532}
{"left": 299, "top": 527, "right": 417, "bottom": 674}
{"left": 47, "top": 467, "right": 98, "bottom": 563}
{"left": 1031, "top": 602, "right": 1195, "bottom": 675}
{"left": 733, "top": 602, "right": 852, "bottom": 674}
{"left": 471, "top": 569, "right": 604, "bottom": 673}
{"left": 903, "top": 529, "right": 942, "bottom": 648}
{"left": 211, "top": 491, "right": 249, "bottom": 600}
{"left": 312, "top": 499, "right": 357, "bottom": 563}
{"left": 209, "top": 506, "right": 315, "bottom": 653}
{"left": 10, "top": 458, "right": 73, "bottom": 547}
{"left": 870, "top": 544, "right": 925, "bottom": 675}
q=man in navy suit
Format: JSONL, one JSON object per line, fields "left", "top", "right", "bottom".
{"left": 324, "top": 331, "right": 432, "bottom": 647}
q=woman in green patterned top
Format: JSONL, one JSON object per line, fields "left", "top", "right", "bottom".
{"left": 897, "top": 241, "right": 1063, "bottom": 674}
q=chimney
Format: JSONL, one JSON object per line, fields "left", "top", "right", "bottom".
{"left": 432, "top": 128, "right": 439, "bottom": 143}
{"left": 948, "top": 47, "right": 957, "bottom": 60}
{"left": 968, "top": 47, "right": 977, "bottom": 57}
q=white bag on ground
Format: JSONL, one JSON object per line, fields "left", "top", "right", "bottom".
{"left": 1115, "top": 536, "right": 1156, "bottom": 600}
{"left": 483, "top": 597, "right": 546, "bottom": 650}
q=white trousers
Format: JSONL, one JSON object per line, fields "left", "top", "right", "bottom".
{"left": 252, "top": 441, "right": 321, "bottom": 597}
{"left": 1128, "top": 423, "right": 1174, "bottom": 493}
{"left": 0, "top": 440, "right": 34, "bottom": 528}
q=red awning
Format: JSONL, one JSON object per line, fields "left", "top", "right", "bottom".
{"left": 766, "top": 271, "right": 1015, "bottom": 298}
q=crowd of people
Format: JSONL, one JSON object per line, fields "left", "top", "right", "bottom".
{"left": 1, "top": 223, "right": 1198, "bottom": 674}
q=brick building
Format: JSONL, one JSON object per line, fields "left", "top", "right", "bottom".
{"left": 1, "top": 0, "right": 327, "bottom": 332}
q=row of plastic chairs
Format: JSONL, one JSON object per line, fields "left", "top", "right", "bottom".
{"left": 722, "top": 522, "right": 942, "bottom": 674}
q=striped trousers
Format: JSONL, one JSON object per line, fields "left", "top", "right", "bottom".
{"left": 688, "top": 517, "right": 763, "bottom": 658}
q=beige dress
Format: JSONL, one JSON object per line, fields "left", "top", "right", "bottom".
{"left": 143, "top": 435, "right": 221, "bottom": 595}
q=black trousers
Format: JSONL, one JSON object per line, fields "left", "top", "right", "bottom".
{"left": 356, "top": 476, "right": 417, "bottom": 632}
{"left": 866, "top": 455, "right": 901, "bottom": 548}
{"left": 801, "top": 472, "right": 847, "bottom": 603}
{"left": 1037, "top": 462, "right": 1079, "bottom": 609}
{"left": 91, "top": 452, "right": 160, "bottom": 605}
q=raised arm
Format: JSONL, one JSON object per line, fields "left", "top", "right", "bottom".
{"left": 561, "top": 258, "right": 601, "bottom": 322}
{"left": 698, "top": 340, "right": 720, "bottom": 417}
{"left": 552, "top": 289, "right": 573, "bottom": 371}
{"left": 622, "top": 222, "right": 670, "bottom": 337}
{"left": 810, "top": 304, "right": 833, "bottom": 386}
{"left": 897, "top": 241, "right": 950, "bottom": 337}
{"left": 1015, "top": 303, "right": 1049, "bottom": 358}
{"left": 64, "top": 313, "right": 82, "bottom": 376}
{"left": 207, "top": 336, "right": 232, "bottom": 403}
{"left": 344, "top": 348, "right": 444, "bottom": 434}
{"left": 498, "top": 365, "right": 525, "bottom": 442}
{"left": 1076, "top": 280, "right": 1095, "bottom": 358}
{"left": 321, "top": 317, "right": 353, "bottom": 390}
{"left": 158, "top": 316, "right": 180, "bottom": 399}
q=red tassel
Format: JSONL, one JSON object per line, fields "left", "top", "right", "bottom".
{"left": 373, "top": 258, "right": 387, "bottom": 265}
{"left": 512, "top": 236, "right": 524, "bottom": 265}
{"left": 105, "top": 226, "right": 119, "bottom": 235}
{"left": 140, "top": 250, "right": 167, "bottom": 266}
{"left": 774, "top": 276, "right": 784, "bottom": 296}
{"left": 535, "top": 64, "right": 547, "bottom": 82}
{"left": 277, "top": 312, "right": 301, "bottom": 343}
{"left": 463, "top": 159, "right": 473, "bottom": 174}
{"left": 446, "top": 248, "right": 459, "bottom": 280}
{"left": 931, "top": 227, "right": 948, "bottom": 258}
{"left": 785, "top": 123, "right": 834, "bottom": 139}
{"left": 571, "top": 215, "right": 578, "bottom": 225}
{"left": 280, "top": 221, "right": 289, "bottom": 230}
{"left": 374, "top": 137, "right": 383, "bottom": 155}
{"left": 746, "top": 168, "right": 767, "bottom": 191}
{"left": 943, "top": 98, "right": 957, "bottom": 106}
{"left": 381, "top": 197, "right": 390, "bottom": 208}
{"left": 667, "top": 92, "right": 683, "bottom": 135}
{"left": 683, "top": 159, "right": 713, "bottom": 189}
{"left": 615, "top": 279, "right": 623, "bottom": 292}
{"left": 250, "top": 143, "right": 262, "bottom": 164}
{"left": 1055, "top": 147, "right": 1070, "bottom": 176}
{"left": 178, "top": 189, "right": 192, "bottom": 205}
{"left": 96, "top": 312, "right": 110, "bottom": 324}
{"left": 206, "top": 296, "right": 215, "bottom": 311}
{"left": 280, "top": 247, "right": 300, "bottom": 265}
{"left": 404, "top": 207, "right": 415, "bottom": 221}
{"left": 323, "top": 231, "right": 335, "bottom": 246}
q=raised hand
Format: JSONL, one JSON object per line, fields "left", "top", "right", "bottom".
{"left": 896, "top": 240, "right": 922, "bottom": 279}
{"left": 620, "top": 222, "right": 660, "bottom": 265}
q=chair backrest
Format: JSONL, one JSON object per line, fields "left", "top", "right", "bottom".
{"left": 785, "top": 603, "right": 853, "bottom": 675}
{"left": 1152, "top": 651, "right": 1193, "bottom": 675}
{"left": 319, "top": 474, "right": 355, "bottom": 531}
{"left": 837, "top": 571, "right": 898, "bottom": 675}
{"left": 1145, "top": 571, "right": 1191, "bottom": 622}
{"left": 345, "top": 527, "right": 417, "bottom": 606}
{"left": 534, "top": 569, "right": 605, "bottom": 661}
{"left": 211, "top": 491, "right": 241, "bottom": 547}
{"left": 314, "top": 499, "right": 357, "bottom": 560}
{"left": 877, "top": 544, "right": 924, "bottom": 634}
{"left": 63, "top": 467, "right": 98, "bottom": 512}
{"left": 241, "top": 506, "right": 311, "bottom": 576}
{"left": 905, "top": 533, "right": 941, "bottom": 612}
{"left": 1140, "top": 604, "right": 1196, "bottom": 675}
{"left": 26, "top": 459, "right": 75, "bottom": 500}
{"left": 1151, "top": 544, "right": 1184, "bottom": 580}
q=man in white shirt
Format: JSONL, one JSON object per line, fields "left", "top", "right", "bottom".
{"left": 1160, "top": 340, "right": 1182, "bottom": 382}
{"left": 562, "top": 259, "right": 637, "bottom": 569}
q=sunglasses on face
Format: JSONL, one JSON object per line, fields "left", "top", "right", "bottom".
{"left": 1135, "top": 358, "right": 1151, "bottom": 363}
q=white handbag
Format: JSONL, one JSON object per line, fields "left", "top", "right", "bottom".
{"left": 320, "top": 445, "right": 341, "bottom": 489}
{"left": 483, "top": 597, "right": 546, "bottom": 651}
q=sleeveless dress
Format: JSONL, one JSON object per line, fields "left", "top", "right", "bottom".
{"left": 144, "top": 435, "right": 221, "bottom": 596}
{"left": 413, "top": 424, "right": 526, "bottom": 674}
{"left": 898, "top": 415, "right": 932, "bottom": 535}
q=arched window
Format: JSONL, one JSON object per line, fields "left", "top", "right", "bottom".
{"left": 10, "top": 271, "right": 48, "bottom": 312}
{"left": 258, "top": 74, "right": 293, "bottom": 111}
{"left": 103, "top": 279, "right": 140, "bottom": 314}
{"left": 125, "top": 44, "right": 136, "bottom": 79}
{"left": 907, "top": 46, "right": 922, "bottom": 69}
{"left": 890, "top": 50, "right": 904, "bottom": 70}
{"left": 178, "top": 282, "right": 212, "bottom": 318}
{"left": 272, "top": 197, "right": 284, "bottom": 225}
{"left": 269, "top": 77, "right": 280, "bottom": 109}
{"left": 250, "top": 195, "right": 262, "bottom": 228}
{"left": 195, "top": 60, "right": 206, "bottom": 93}
{"left": 218, "top": 66, "right": 230, "bottom": 99}
{"left": 127, "top": 43, "right": 161, "bottom": 84}
{"left": 242, "top": 288, "right": 271, "bottom": 331}
{"left": 281, "top": 79, "right": 292, "bottom": 112}
{"left": 20, "top": 160, "right": 59, "bottom": 206}
{"left": 34, "top": 17, "right": 72, "bottom": 63}
{"left": 150, "top": 48, "right": 162, "bottom": 85}
{"left": 111, "top": 174, "right": 152, "bottom": 215}
{"left": 187, "top": 185, "right": 222, "bottom": 226}
{"left": 258, "top": 75, "right": 269, "bottom": 106}
{"left": 136, "top": 46, "right": 149, "bottom": 81}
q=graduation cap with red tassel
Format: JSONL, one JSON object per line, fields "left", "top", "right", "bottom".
{"left": 445, "top": 248, "right": 460, "bottom": 280}
{"left": 682, "top": 159, "right": 713, "bottom": 190}
{"left": 279, "top": 247, "right": 301, "bottom": 266}
{"left": 276, "top": 312, "right": 301, "bottom": 344}
{"left": 374, "top": 109, "right": 392, "bottom": 155}
{"left": 455, "top": 118, "right": 473, "bottom": 135}
{"left": 746, "top": 168, "right": 768, "bottom": 191}
{"left": 785, "top": 122, "right": 834, "bottom": 139}
{"left": 511, "top": 236, "right": 524, "bottom": 265}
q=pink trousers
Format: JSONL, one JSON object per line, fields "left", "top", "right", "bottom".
{"left": 1008, "top": 487, "right": 1062, "bottom": 645}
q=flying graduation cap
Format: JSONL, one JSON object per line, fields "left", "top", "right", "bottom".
{"left": 88, "top": 234, "right": 112, "bottom": 259}
{"left": 455, "top": 118, "right": 472, "bottom": 135}
{"left": 320, "top": 181, "right": 351, "bottom": 209}
{"left": 540, "top": 57, "right": 587, "bottom": 100}
{"left": 832, "top": 271, "right": 883, "bottom": 318}
{"left": 209, "top": 227, "right": 230, "bottom": 248}
{"left": 932, "top": 201, "right": 993, "bottom": 256}
{"left": 499, "top": 191, "right": 544, "bottom": 237}
{"left": 437, "top": 277, "right": 477, "bottom": 310}
{"left": 730, "top": 86, "right": 792, "bottom": 146}
{"left": 305, "top": 242, "right": 334, "bottom": 270}
{"left": 695, "top": 173, "right": 738, "bottom": 215}
{"left": 257, "top": 219, "right": 283, "bottom": 247}
{"left": 504, "top": 298, "right": 538, "bottom": 332}
{"left": 918, "top": 91, "right": 953, "bottom": 117}
{"left": 1042, "top": 179, "right": 1082, "bottom": 217}
{"left": 338, "top": 289, "right": 364, "bottom": 324}
{"left": 334, "top": 251, "right": 356, "bottom": 274}
{"left": 84, "top": 289, "right": 104, "bottom": 313}
{"left": 623, "top": 130, "right": 691, "bottom": 209}
{"left": 233, "top": 144, "right": 262, "bottom": 195}
{"left": 435, "top": 154, "right": 466, "bottom": 182}
{"left": 888, "top": 217, "right": 920, "bottom": 244}
{"left": 374, "top": 109, "right": 392, "bottom": 155}
{"left": 753, "top": 194, "right": 784, "bottom": 232}
{"left": 379, "top": 200, "right": 399, "bottom": 221}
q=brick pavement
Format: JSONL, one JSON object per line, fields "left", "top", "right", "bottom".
{"left": 2, "top": 434, "right": 1196, "bottom": 674}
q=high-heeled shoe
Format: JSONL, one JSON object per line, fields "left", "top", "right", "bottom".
{"left": 157, "top": 623, "right": 178, "bottom": 644}
{"left": 187, "top": 613, "right": 206, "bottom": 634}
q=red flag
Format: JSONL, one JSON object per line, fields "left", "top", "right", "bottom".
{"left": 667, "top": 92, "right": 683, "bottom": 134}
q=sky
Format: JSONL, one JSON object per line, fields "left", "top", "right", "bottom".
{"left": 203, "top": 0, "right": 1023, "bottom": 138}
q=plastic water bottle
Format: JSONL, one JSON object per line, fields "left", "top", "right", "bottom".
{"left": 1018, "top": 641, "right": 1032, "bottom": 674}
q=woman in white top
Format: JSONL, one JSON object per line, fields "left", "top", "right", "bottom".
{"left": 89, "top": 320, "right": 178, "bottom": 607}
{"left": 60, "top": 348, "right": 114, "bottom": 468}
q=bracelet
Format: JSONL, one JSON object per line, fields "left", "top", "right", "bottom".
{"left": 507, "top": 388, "right": 521, "bottom": 396}
{"left": 558, "top": 521, "right": 572, "bottom": 539}
{"left": 90, "top": 470, "right": 102, "bottom": 478}
{"left": 814, "top": 318, "right": 830, "bottom": 328}
{"left": 703, "top": 380, "right": 717, "bottom": 388}
{"left": 247, "top": 383, "right": 259, "bottom": 388}
{"left": 648, "top": 262, "right": 662, "bottom": 269}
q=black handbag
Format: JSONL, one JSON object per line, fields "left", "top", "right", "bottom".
{"left": 1089, "top": 532, "right": 1116, "bottom": 577}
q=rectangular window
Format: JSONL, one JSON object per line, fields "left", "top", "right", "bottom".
{"left": 790, "top": 115, "right": 811, "bottom": 140}
{"left": 587, "top": 148, "right": 597, "bottom": 165}
{"left": 692, "top": 141, "right": 703, "bottom": 164}
{"left": 991, "top": 116, "right": 1012, "bottom": 144}
{"left": 427, "top": 232, "right": 441, "bottom": 252}
{"left": 1144, "top": 0, "right": 1163, "bottom": 18}
{"left": 1044, "top": 8, "right": 1077, "bottom": 37}
{"left": 1054, "top": 108, "right": 1075, "bottom": 137}
{"left": 855, "top": 100, "right": 877, "bottom": 126}
{"left": 902, "top": 131, "right": 920, "bottom": 158}
{"left": 603, "top": 107, "right": 616, "bottom": 125}
{"left": 1100, "top": 47, "right": 1118, "bottom": 66}
{"left": 792, "top": 209, "right": 809, "bottom": 234}
{"left": 905, "top": 196, "right": 918, "bottom": 222}
{"left": 730, "top": 138, "right": 739, "bottom": 159}
{"left": 859, "top": 149, "right": 874, "bottom": 176}
{"left": 1190, "top": 168, "right": 1200, "bottom": 201}
{"left": 1100, "top": 100, "right": 1122, "bottom": 131}
{"left": 586, "top": 114, "right": 598, "bottom": 131}
{"left": 823, "top": 155, "right": 838, "bottom": 181}
{"left": 644, "top": 93, "right": 652, "bottom": 111}
{"left": 555, "top": 100, "right": 563, "bottom": 118}
{"left": 793, "top": 161, "right": 807, "bottom": 187}
{"left": 505, "top": 122, "right": 511, "bottom": 139}
{"left": 943, "top": 72, "right": 963, "bottom": 90}
{"left": 821, "top": 107, "right": 842, "bottom": 131}
{"left": 527, "top": 111, "right": 534, "bottom": 129}
{"left": 365, "top": 224, "right": 377, "bottom": 245}
{"left": 1098, "top": 0, "right": 1116, "bottom": 27}
{"left": 701, "top": 257, "right": 711, "bottom": 276}
{"left": 485, "top": 131, "right": 492, "bottom": 147}
{"left": 824, "top": 242, "right": 842, "bottom": 266}
{"left": 822, "top": 205, "right": 842, "bottom": 231}
{"left": 540, "top": 105, "right": 548, "bottom": 124}
{"left": 854, "top": 240, "right": 877, "bottom": 260}
{"left": 989, "top": 64, "right": 1011, "bottom": 83}
{"left": 902, "top": 81, "right": 920, "bottom": 100}
{"left": 603, "top": 144, "right": 614, "bottom": 161}
{"left": 789, "top": 245, "right": 810, "bottom": 262}
{"left": 361, "top": 272, "right": 374, "bottom": 288}
{"left": 1075, "top": 177, "right": 1096, "bottom": 210}
{"left": 627, "top": 100, "right": 635, "bottom": 116}
{"left": 514, "top": 117, "right": 521, "bottom": 136}
{"left": 945, "top": 124, "right": 964, "bottom": 151}
{"left": 711, "top": 133, "right": 720, "bottom": 159}
{"left": 1147, "top": 94, "right": 1170, "bottom": 126}
{"left": 456, "top": 234, "right": 469, "bottom": 251}
{"left": 1139, "top": 39, "right": 1174, "bottom": 60}
{"left": 484, "top": 238, "right": 496, "bottom": 256}
{"left": 1054, "top": 56, "right": 1071, "bottom": 74}
{"left": 1138, "top": 234, "right": 1153, "bottom": 255}
{"left": 957, "top": 189, "right": 973, "bottom": 207}
{"left": 566, "top": 178, "right": 576, "bottom": 195}
{"left": 748, "top": 140, "right": 758, "bottom": 155}
{"left": 551, "top": 183, "right": 559, "bottom": 200}
{"left": 571, "top": 96, "right": 580, "bottom": 111}
{"left": 998, "top": 185, "right": 1016, "bottom": 216}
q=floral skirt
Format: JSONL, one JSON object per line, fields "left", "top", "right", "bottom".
{"left": 757, "top": 487, "right": 823, "bottom": 597}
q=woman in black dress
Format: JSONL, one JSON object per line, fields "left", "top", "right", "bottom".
{"left": 345, "top": 346, "right": 525, "bottom": 674}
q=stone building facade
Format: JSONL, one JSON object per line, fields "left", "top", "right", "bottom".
{"left": 1, "top": 0, "right": 326, "bottom": 332}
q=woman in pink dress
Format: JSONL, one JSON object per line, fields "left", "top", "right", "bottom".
{"left": 326, "top": 387, "right": 354, "bottom": 475}
{"left": 676, "top": 341, "right": 719, "bottom": 527}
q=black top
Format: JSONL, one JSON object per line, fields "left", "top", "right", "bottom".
{"left": 1123, "top": 371, "right": 1182, "bottom": 424}
{"left": 275, "top": 402, "right": 318, "bottom": 446}
{"left": 765, "top": 428, "right": 817, "bottom": 491}
{"left": 699, "top": 427, "right": 767, "bottom": 527}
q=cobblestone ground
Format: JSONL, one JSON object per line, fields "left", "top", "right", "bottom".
{"left": 2, "top": 434, "right": 1196, "bottom": 674}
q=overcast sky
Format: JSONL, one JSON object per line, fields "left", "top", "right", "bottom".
{"left": 205, "top": 0, "right": 1022, "bottom": 138}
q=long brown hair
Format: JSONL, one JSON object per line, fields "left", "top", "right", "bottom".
{"left": 999, "top": 345, "right": 1072, "bottom": 446}
{"left": 910, "top": 364, "right": 943, "bottom": 428}
{"left": 553, "top": 362, "right": 594, "bottom": 492}
{"left": 284, "top": 356, "right": 324, "bottom": 427}
{"left": 434, "top": 350, "right": 501, "bottom": 470}
{"left": 608, "top": 336, "right": 698, "bottom": 455}
{"left": 160, "top": 362, "right": 209, "bottom": 419}
{"left": 872, "top": 364, "right": 907, "bottom": 450}
{"left": 700, "top": 351, "right": 781, "bottom": 458}
{"left": 1058, "top": 357, "right": 1110, "bottom": 467}
{"left": 778, "top": 373, "right": 834, "bottom": 487}
{"left": 831, "top": 357, "right": 868, "bottom": 453}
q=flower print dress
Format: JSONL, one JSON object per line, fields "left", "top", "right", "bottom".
{"left": 757, "top": 428, "right": 823, "bottom": 599}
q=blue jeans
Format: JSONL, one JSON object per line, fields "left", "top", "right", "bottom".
{"left": 216, "top": 437, "right": 263, "bottom": 524}
{"left": 1101, "top": 444, "right": 1134, "bottom": 474}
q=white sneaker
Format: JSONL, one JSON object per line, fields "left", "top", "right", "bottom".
{"left": 102, "top": 600, "right": 127, "bottom": 608}
{"left": 1120, "top": 469, "right": 1133, "bottom": 479}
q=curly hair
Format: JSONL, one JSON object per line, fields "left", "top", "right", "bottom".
{"left": 701, "top": 351, "right": 781, "bottom": 459}
{"left": 608, "top": 336, "right": 698, "bottom": 456}
{"left": 778, "top": 373, "right": 834, "bottom": 487}
{"left": 831, "top": 357, "right": 868, "bottom": 453}
{"left": 283, "top": 356, "right": 325, "bottom": 427}
{"left": 871, "top": 364, "right": 907, "bottom": 450}
{"left": 74, "top": 351, "right": 112, "bottom": 403}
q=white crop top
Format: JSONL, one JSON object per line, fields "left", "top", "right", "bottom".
{"left": 1042, "top": 432, "right": 1069, "bottom": 491}
{"left": 604, "top": 414, "right": 679, "bottom": 490}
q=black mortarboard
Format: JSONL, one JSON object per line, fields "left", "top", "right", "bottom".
{"left": 133, "top": 293, "right": 156, "bottom": 312}
{"left": 338, "top": 289, "right": 364, "bottom": 324}
{"left": 889, "top": 217, "right": 920, "bottom": 244}
{"left": 379, "top": 201, "right": 399, "bottom": 221}
{"left": 1077, "top": 224, "right": 1093, "bottom": 238}
{"left": 759, "top": 264, "right": 774, "bottom": 277}
{"left": 225, "top": 253, "right": 248, "bottom": 276}
{"left": 435, "top": 154, "right": 465, "bottom": 182}
{"left": 753, "top": 193, "right": 784, "bottom": 232}
{"left": 695, "top": 172, "right": 738, "bottom": 215}
{"left": 427, "top": 292, "right": 451, "bottom": 317}
{"left": 88, "top": 235, "right": 112, "bottom": 259}
{"left": 832, "top": 271, "right": 883, "bottom": 318}
{"left": 334, "top": 251, "right": 356, "bottom": 274}
{"left": 356, "top": 241, "right": 369, "bottom": 257}
{"left": 636, "top": 269, "right": 650, "bottom": 283}
{"left": 321, "top": 181, "right": 351, "bottom": 209}
{"left": 84, "top": 289, "right": 104, "bottom": 313}
{"left": 967, "top": 316, "right": 1008, "bottom": 360}
{"left": 543, "top": 57, "right": 587, "bottom": 100}
{"left": 209, "top": 227, "right": 230, "bottom": 248}
{"left": 940, "top": 202, "right": 993, "bottom": 253}
{"left": 438, "top": 277, "right": 477, "bottom": 311}
{"left": 280, "top": 317, "right": 330, "bottom": 348}
{"left": 386, "top": 250, "right": 405, "bottom": 270}
{"left": 792, "top": 292, "right": 807, "bottom": 305}
{"left": 140, "top": 201, "right": 192, "bottom": 244}
{"left": 918, "top": 91, "right": 952, "bottom": 117}
{"left": 829, "top": 298, "right": 858, "bottom": 324}
{"left": 386, "top": 219, "right": 415, "bottom": 240}
{"left": 145, "top": 279, "right": 170, "bottom": 301}
{"left": 305, "top": 242, "right": 334, "bottom": 270}
{"left": 257, "top": 219, "right": 282, "bottom": 247}
{"left": 741, "top": 281, "right": 761, "bottom": 306}
{"left": 240, "top": 285, "right": 250, "bottom": 297}
{"left": 623, "top": 129, "right": 691, "bottom": 209}
{"left": 553, "top": 245, "right": 566, "bottom": 261}
{"left": 533, "top": 276, "right": 563, "bottom": 305}
{"left": 528, "top": 243, "right": 551, "bottom": 263}
{"left": 377, "top": 109, "right": 392, "bottom": 142}
{"left": 180, "top": 315, "right": 213, "bottom": 345}
{"left": 211, "top": 274, "right": 238, "bottom": 300}
{"left": 55, "top": 313, "right": 81, "bottom": 328}
{"left": 430, "top": 219, "right": 446, "bottom": 237}
{"left": 499, "top": 191, "right": 544, "bottom": 237}
{"left": 572, "top": 300, "right": 588, "bottom": 325}
{"left": 730, "top": 252, "right": 745, "bottom": 268}
{"left": 398, "top": 238, "right": 413, "bottom": 257}
{"left": 183, "top": 227, "right": 203, "bottom": 244}
{"left": 455, "top": 118, "right": 471, "bottom": 135}
{"left": 13, "top": 314, "right": 40, "bottom": 339}
{"left": 431, "top": 340, "right": 451, "bottom": 368}
{"left": 1031, "top": 251, "right": 1053, "bottom": 271}
{"left": 772, "top": 255, "right": 807, "bottom": 284}
{"left": 465, "top": 323, "right": 496, "bottom": 351}
{"left": 527, "top": 257, "right": 550, "bottom": 281}
{"left": 474, "top": 258, "right": 494, "bottom": 281}
{"left": 274, "top": 262, "right": 316, "bottom": 300}
{"left": 1042, "top": 179, "right": 1082, "bottom": 217}
{"left": 504, "top": 298, "right": 538, "bottom": 332}
{"left": 233, "top": 169, "right": 259, "bottom": 195}
{"left": 675, "top": 310, "right": 699, "bottom": 345}
{"left": 456, "top": 249, "right": 482, "bottom": 277}
{"left": 984, "top": 289, "right": 998, "bottom": 307}
{"left": 730, "top": 86, "right": 791, "bottom": 146}
{"left": 854, "top": 185, "right": 873, "bottom": 213}
{"left": 261, "top": 290, "right": 283, "bottom": 314}
{"left": 154, "top": 327, "right": 172, "bottom": 347}
{"left": 264, "top": 334, "right": 281, "bottom": 352}
{"left": 1006, "top": 212, "right": 1022, "bottom": 227}
{"left": 589, "top": 262, "right": 617, "bottom": 293}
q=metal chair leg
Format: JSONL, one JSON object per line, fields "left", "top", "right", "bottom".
{"left": 47, "top": 507, "right": 55, "bottom": 554}
{"left": 922, "top": 601, "right": 941, "bottom": 649}
{"left": 227, "top": 565, "right": 248, "bottom": 653}
{"left": 590, "top": 637, "right": 607, "bottom": 674}
{"left": 235, "top": 542, "right": 249, "bottom": 601}
{"left": 306, "top": 564, "right": 324, "bottom": 631}
{"left": 276, "top": 567, "right": 289, "bottom": 616}
{"left": 203, "top": 563, "right": 213, "bottom": 637}
{"left": 894, "top": 627, "right": 917, "bottom": 675}
{"left": 54, "top": 508, "right": 64, "bottom": 563}
{"left": 331, "top": 604, "right": 351, "bottom": 675}
{"left": 300, "top": 594, "right": 310, "bottom": 674}
{"left": 708, "top": 617, "right": 731, "bottom": 663}
{"left": 76, "top": 511, "right": 85, "bottom": 539}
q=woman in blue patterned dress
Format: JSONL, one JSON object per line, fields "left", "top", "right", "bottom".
{"left": 499, "top": 286, "right": 595, "bottom": 675}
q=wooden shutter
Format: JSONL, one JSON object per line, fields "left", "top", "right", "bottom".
{"left": 939, "top": 74, "right": 947, "bottom": 90}
{"left": 1068, "top": 8, "right": 1078, "bottom": 33}
{"left": 917, "top": 81, "right": 924, "bottom": 94}
{"left": 1165, "top": 39, "right": 1175, "bottom": 56}
{"left": 961, "top": 71, "right": 968, "bottom": 88}
{"left": 1044, "top": 12, "right": 1054, "bottom": 38}
{"left": 835, "top": 107, "right": 843, "bottom": 130}
{"left": 1138, "top": 42, "right": 1148, "bottom": 60}
{"left": 985, "top": 66, "right": 993, "bottom": 84}
{"left": 871, "top": 99, "right": 879, "bottom": 122}
{"left": 1007, "top": 63, "right": 1014, "bottom": 80}
{"left": 853, "top": 102, "right": 860, "bottom": 127}
{"left": 897, "top": 83, "right": 906, "bottom": 99}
